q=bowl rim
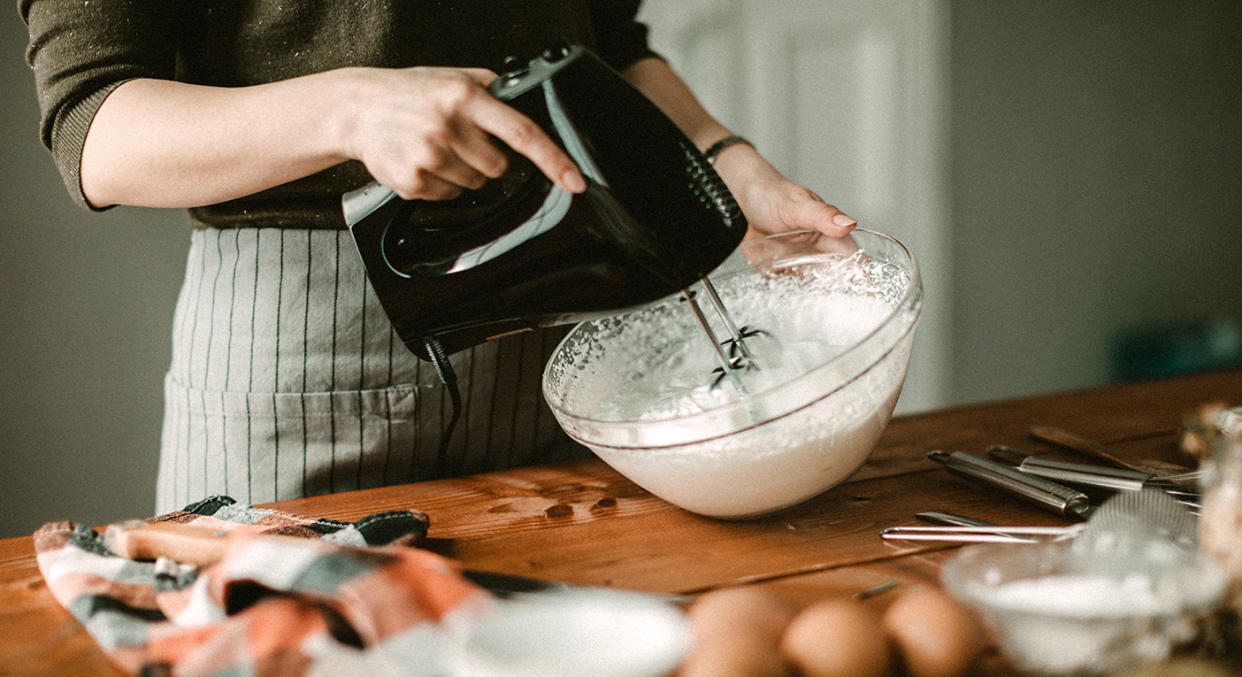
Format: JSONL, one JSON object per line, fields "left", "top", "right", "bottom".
{"left": 540, "top": 228, "right": 924, "bottom": 449}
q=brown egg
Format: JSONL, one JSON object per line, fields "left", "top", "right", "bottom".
{"left": 679, "top": 587, "right": 796, "bottom": 677}
{"left": 779, "top": 597, "right": 891, "bottom": 677}
{"left": 881, "top": 585, "right": 984, "bottom": 677}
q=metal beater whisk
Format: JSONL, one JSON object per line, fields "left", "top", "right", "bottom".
{"left": 679, "top": 277, "right": 766, "bottom": 390}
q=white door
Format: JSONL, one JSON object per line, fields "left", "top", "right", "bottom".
{"left": 639, "top": 0, "right": 950, "bottom": 413}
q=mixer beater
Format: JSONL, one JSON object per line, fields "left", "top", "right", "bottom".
{"left": 680, "top": 277, "right": 767, "bottom": 391}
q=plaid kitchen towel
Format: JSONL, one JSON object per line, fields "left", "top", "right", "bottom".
{"left": 33, "top": 496, "right": 492, "bottom": 676}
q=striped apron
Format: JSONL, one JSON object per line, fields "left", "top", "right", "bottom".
{"left": 156, "top": 227, "right": 584, "bottom": 514}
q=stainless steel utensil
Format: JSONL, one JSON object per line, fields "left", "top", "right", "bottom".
{"left": 908, "top": 511, "right": 1041, "bottom": 541}
{"left": 928, "top": 450, "right": 1096, "bottom": 519}
{"left": 885, "top": 486, "right": 1198, "bottom": 546}
{"left": 1029, "top": 425, "right": 1198, "bottom": 478}
{"left": 679, "top": 280, "right": 764, "bottom": 391}
{"left": 915, "top": 511, "right": 998, "bottom": 527}
{"left": 987, "top": 445, "right": 1200, "bottom": 511}
{"left": 882, "top": 523, "right": 1083, "bottom": 544}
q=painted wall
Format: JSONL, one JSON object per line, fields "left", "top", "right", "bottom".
{"left": 948, "top": 0, "right": 1242, "bottom": 403}
{"left": 2, "top": 11, "right": 188, "bottom": 537}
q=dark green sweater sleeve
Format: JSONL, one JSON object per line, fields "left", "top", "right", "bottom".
{"left": 19, "top": 0, "right": 180, "bottom": 209}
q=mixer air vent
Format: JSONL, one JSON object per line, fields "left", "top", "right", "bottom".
{"left": 681, "top": 141, "right": 745, "bottom": 229}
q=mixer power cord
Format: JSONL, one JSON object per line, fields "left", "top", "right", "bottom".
{"left": 422, "top": 337, "right": 462, "bottom": 478}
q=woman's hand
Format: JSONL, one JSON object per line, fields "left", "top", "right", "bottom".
{"left": 709, "top": 142, "right": 857, "bottom": 240}
{"left": 339, "top": 66, "right": 585, "bottom": 200}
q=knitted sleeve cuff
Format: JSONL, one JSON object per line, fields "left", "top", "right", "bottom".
{"left": 47, "top": 81, "right": 128, "bottom": 211}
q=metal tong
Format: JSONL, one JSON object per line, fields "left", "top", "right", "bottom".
{"left": 927, "top": 450, "right": 1097, "bottom": 519}
{"left": 880, "top": 512, "right": 1083, "bottom": 544}
{"left": 986, "top": 445, "right": 1200, "bottom": 510}
{"left": 881, "top": 522, "right": 1083, "bottom": 544}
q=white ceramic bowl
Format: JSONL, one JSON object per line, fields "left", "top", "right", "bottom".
{"left": 449, "top": 590, "right": 690, "bottom": 677}
{"left": 542, "top": 229, "right": 922, "bottom": 518}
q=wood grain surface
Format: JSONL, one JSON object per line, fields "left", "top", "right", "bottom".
{"left": 1, "top": 369, "right": 1238, "bottom": 676}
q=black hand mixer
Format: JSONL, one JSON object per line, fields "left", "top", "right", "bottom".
{"left": 342, "top": 44, "right": 762, "bottom": 471}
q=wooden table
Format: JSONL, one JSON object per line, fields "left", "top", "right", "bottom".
{"left": 2, "top": 369, "right": 1239, "bottom": 675}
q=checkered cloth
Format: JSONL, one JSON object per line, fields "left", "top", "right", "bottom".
{"left": 33, "top": 496, "right": 492, "bottom": 676}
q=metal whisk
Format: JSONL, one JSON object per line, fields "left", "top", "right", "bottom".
{"left": 679, "top": 277, "right": 766, "bottom": 390}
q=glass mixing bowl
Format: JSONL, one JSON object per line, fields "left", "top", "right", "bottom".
{"left": 940, "top": 542, "right": 1226, "bottom": 675}
{"left": 541, "top": 229, "right": 923, "bottom": 518}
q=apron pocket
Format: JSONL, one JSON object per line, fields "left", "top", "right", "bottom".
{"left": 157, "top": 375, "right": 434, "bottom": 512}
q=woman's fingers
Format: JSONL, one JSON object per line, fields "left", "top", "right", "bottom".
{"left": 445, "top": 117, "right": 511, "bottom": 183}
{"left": 789, "top": 196, "right": 857, "bottom": 236}
{"left": 440, "top": 66, "right": 584, "bottom": 194}
{"left": 410, "top": 170, "right": 472, "bottom": 201}
{"left": 466, "top": 92, "right": 586, "bottom": 194}
{"left": 747, "top": 183, "right": 857, "bottom": 239}
{"left": 350, "top": 66, "right": 584, "bottom": 200}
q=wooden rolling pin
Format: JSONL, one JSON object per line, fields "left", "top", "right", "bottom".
{"left": 102, "top": 520, "right": 240, "bottom": 567}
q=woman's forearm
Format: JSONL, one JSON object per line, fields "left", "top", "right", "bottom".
{"left": 620, "top": 57, "right": 732, "bottom": 152}
{"left": 79, "top": 66, "right": 585, "bottom": 209}
{"left": 80, "top": 72, "right": 356, "bottom": 209}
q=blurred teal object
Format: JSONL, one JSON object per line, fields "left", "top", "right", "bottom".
{"left": 1112, "top": 316, "right": 1242, "bottom": 382}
